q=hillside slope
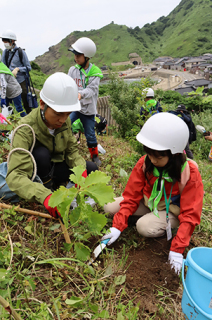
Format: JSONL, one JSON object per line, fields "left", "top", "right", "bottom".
{"left": 34, "top": 0, "right": 212, "bottom": 74}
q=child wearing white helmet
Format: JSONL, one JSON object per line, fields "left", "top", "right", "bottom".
{"left": 6, "top": 72, "right": 98, "bottom": 218}
{"left": 102, "top": 112, "right": 203, "bottom": 275}
{"left": 68, "top": 37, "right": 103, "bottom": 167}
{"left": 140, "top": 87, "right": 162, "bottom": 118}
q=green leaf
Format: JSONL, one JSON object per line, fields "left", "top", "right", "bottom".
{"left": 85, "top": 211, "right": 107, "bottom": 234}
{"left": 63, "top": 243, "right": 73, "bottom": 252}
{"left": 25, "top": 225, "right": 34, "bottom": 235}
{"left": 85, "top": 184, "right": 115, "bottom": 206}
{"left": 89, "top": 302, "right": 98, "bottom": 313}
{"left": 74, "top": 242, "right": 90, "bottom": 261}
{"left": 65, "top": 296, "right": 83, "bottom": 305}
{"left": 114, "top": 275, "right": 126, "bottom": 286}
{"left": 49, "top": 186, "right": 72, "bottom": 207}
{"left": 69, "top": 165, "right": 86, "bottom": 186}
{"left": 119, "top": 168, "right": 128, "bottom": 177}
{"left": 49, "top": 223, "right": 61, "bottom": 231}
{"left": 28, "top": 278, "right": 36, "bottom": 291}
{"left": 69, "top": 206, "right": 81, "bottom": 224}
{"left": 0, "top": 269, "right": 8, "bottom": 281}
{"left": 117, "top": 312, "right": 125, "bottom": 320}
{"left": 83, "top": 170, "right": 111, "bottom": 188}
{"left": 97, "top": 310, "right": 110, "bottom": 318}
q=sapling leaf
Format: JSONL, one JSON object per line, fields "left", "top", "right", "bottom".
{"left": 69, "top": 206, "right": 81, "bottom": 225}
{"left": 74, "top": 242, "right": 90, "bottom": 261}
{"left": 69, "top": 165, "right": 86, "bottom": 187}
{"left": 49, "top": 186, "right": 76, "bottom": 207}
{"left": 85, "top": 184, "right": 115, "bottom": 206}
{"left": 85, "top": 211, "right": 107, "bottom": 234}
{"left": 83, "top": 170, "right": 111, "bottom": 188}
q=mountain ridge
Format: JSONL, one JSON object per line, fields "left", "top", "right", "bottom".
{"left": 34, "top": 0, "right": 212, "bottom": 74}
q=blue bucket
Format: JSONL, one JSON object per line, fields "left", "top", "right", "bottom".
{"left": 181, "top": 247, "right": 212, "bottom": 320}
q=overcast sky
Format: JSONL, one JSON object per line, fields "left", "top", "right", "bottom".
{"left": 0, "top": 0, "right": 181, "bottom": 61}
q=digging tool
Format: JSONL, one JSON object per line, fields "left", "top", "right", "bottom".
{"left": 88, "top": 238, "right": 110, "bottom": 265}
{"left": 0, "top": 202, "right": 71, "bottom": 244}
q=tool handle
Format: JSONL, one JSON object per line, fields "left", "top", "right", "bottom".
{"left": 101, "top": 238, "right": 110, "bottom": 245}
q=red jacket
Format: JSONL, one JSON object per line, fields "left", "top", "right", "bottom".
{"left": 112, "top": 155, "right": 203, "bottom": 254}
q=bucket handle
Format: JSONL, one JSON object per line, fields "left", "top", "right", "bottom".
{"left": 181, "top": 259, "right": 212, "bottom": 319}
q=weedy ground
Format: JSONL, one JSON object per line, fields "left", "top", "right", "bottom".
{"left": 0, "top": 130, "right": 212, "bottom": 320}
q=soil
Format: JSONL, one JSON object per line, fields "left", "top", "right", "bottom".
{"left": 110, "top": 233, "right": 181, "bottom": 319}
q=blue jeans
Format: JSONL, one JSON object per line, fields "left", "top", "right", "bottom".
{"left": 70, "top": 112, "right": 97, "bottom": 147}
{"left": 6, "top": 94, "right": 27, "bottom": 117}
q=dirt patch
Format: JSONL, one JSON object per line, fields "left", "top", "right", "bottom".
{"left": 110, "top": 233, "right": 183, "bottom": 319}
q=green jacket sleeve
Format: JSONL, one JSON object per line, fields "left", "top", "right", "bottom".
{"left": 6, "top": 126, "right": 51, "bottom": 204}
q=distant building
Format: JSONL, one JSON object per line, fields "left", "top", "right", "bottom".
{"left": 129, "top": 53, "right": 142, "bottom": 65}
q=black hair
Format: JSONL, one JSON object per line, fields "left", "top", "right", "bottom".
{"left": 143, "top": 145, "right": 186, "bottom": 184}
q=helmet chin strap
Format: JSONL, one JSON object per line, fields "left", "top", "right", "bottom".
{"left": 41, "top": 104, "right": 48, "bottom": 121}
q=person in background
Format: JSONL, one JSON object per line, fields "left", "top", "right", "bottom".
{"left": 68, "top": 37, "right": 103, "bottom": 167}
{"left": 1, "top": 30, "right": 31, "bottom": 114}
{"left": 6, "top": 73, "right": 98, "bottom": 218}
{"left": 102, "top": 113, "right": 203, "bottom": 275}
{"left": 140, "top": 87, "right": 162, "bottom": 118}
{"left": 0, "top": 54, "right": 26, "bottom": 117}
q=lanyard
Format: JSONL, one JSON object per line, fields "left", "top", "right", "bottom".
{"left": 79, "top": 64, "right": 91, "bottom": 89}
{"left": 163, "top": 184, "right": 173, "bottom": 223}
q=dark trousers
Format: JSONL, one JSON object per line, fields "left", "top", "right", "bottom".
{"left": 32, "top": 146, "right": 98, "bottom": 187}
{"left": 20, "top": 80, "right": 31, "bottom": 114}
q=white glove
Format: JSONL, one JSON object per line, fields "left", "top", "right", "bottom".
{"left": 12, "top": 67, "right": 19, "bottom": 77}
{"left": 101, "top": 227, "right": 121, "bottom": 245}
{"left": 168, "top": 251, "right": 183, "bottom": 275}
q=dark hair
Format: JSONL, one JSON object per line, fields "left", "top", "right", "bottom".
{"left": 143, "top": 146, "right": 186, "bottom": 184}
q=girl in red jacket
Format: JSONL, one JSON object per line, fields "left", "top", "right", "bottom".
{"left": 102, "top": 112, "right": 203, "bottom": 275}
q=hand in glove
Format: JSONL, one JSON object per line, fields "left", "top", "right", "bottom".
{"left": 168, "top": 251, "right": 183, "bottom": 275}
{"left": 1, "top": 98, "right": 6, "bottom": 107}
{"left": 43, "top": 194, "right": 61, "bottom": 218}
{"left": 101, "top": 227, "right": 121, "bottom": 246}
{"left": 12, "top": 67, "right": 19, "bottom": 77}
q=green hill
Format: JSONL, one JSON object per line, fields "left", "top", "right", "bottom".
{"left": 34, "top": 0, "right": 212, "bottom": 74}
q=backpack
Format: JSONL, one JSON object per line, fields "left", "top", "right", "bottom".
{"left": 5, "top": 47, "right": 23, "bottom": 68}
{"left": 95, "top": 114, "right": 107, "bottom": 134}
{"left": 168, "top": 110, "right": 196, "bottom": 144}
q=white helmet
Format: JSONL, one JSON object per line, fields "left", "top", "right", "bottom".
{"left": 69, "top": 37, "right": 96, "bottom": 58}
{"left": 1, "top": 30, "right": 17, "bottom": 41}
{"left": 136, "top": 112, "right": 189, "bottom": 154}
{"left": 40, "top": 72, "right": 81, "bottom": 112}
{"left": 143, "top": 88, "right": 154, "bottom": 98}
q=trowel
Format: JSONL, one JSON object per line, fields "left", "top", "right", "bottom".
{"left": 88, "top": 238, "right": 110, "bottom": 265}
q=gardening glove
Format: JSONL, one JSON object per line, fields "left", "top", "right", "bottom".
{"left": 12, "top": 67, "right": 19, "bottom": 77}
{"left": 101, "top": 227, "right": 121, "bottom": 246}
{"left": 168, "top": 251, "right": 183, "bottom": 275}
{"left": 1, "top": 98, "right": 6, "bottom": 107}
{"left": 43, "top": 194, "right": 61, "bottom": 218}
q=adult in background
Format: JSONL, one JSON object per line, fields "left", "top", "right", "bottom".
{"left": 1, "top": 30, "right": 31, "bottom": 114}
{"left": 0, "top": 54, "right": 26, "bottom": 117}
{"left": 102, "top": 113, "right": 203, "bottom": 275}
{"left": 68, "top": 37, "right": 103, "bottom": 167}
{"left": 6, "top": 72, "right": 98, "bottom": 218}
{"left": 140, "top": 87, "right": 162, "bottom": 118}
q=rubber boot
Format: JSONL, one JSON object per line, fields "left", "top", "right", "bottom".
{"left": 88, "top": 146, "right": 102, "bottom": 167}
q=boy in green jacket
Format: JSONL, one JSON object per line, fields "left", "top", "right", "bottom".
{"left": 6, "top": 72, "right": 98, "bottom": 218}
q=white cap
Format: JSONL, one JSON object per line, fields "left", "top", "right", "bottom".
{"left": 136, "top": 112, "right": 189, "bottom": 154}
{"left": 40, "top": 72, "right": 81, "bottom": 112}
